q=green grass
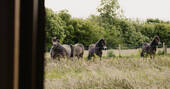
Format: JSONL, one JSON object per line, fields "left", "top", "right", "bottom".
{"left": 44, "top": 54, "right": 170, "bottom": 89}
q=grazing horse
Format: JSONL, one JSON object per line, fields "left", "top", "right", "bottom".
{"left": 50, "top": 37, "right": 71, "bottom": 60}
{"left": 70, "top": 44, "right": 84, "bottom": 59}
{"left": 88, "top": 39, "right": 107, "bottom": 60}
{"left": 62, "top": 44, "right": 72, "bottom": 57}
{"left": 140, "top": 36, "right": 161, "bottom": 59}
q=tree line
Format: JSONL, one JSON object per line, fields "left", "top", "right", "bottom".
{"left": 45, "top": 0, "right": 170, "bottom": 51}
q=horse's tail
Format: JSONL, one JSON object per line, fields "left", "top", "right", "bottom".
{"left": 76, "top": 44, "right": 84, "bottom": 54}
{"left": 76, "top": 44, "right": 84, "bottom": 50}
{"left": 70, "top": 44, "right": 74, "bottom": 57}
{"left": 79, "top": 44, "right": 84, "bottom": 54}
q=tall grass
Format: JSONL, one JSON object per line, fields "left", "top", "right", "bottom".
{"left": 44, "top": 55, "right": 170, "bottom": 89}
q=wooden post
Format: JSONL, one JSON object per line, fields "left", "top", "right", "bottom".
{"left": 163, "top": 43, "right": 167, "bottom": 55}
{"left": 118, "top": 44, "right": 121, "bottom": 57}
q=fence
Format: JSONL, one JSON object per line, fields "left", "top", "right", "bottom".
{"left": 116, "top": 43, "right": 170, "bottom": 56}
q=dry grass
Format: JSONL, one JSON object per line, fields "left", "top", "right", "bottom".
{"left": 44, "top": 52, "right": 170, "bottom": 89}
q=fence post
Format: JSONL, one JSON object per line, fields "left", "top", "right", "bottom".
{"left": 118, "top": 44, "right": 121, "bottom": 57}
{"left": 163, "top": 42, "right": 167, "bottom": 55}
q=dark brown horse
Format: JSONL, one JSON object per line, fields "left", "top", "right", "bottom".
{"left": 88, "top": 39, "right": 107, "bottom": 60}
{"left": 140, "top": 36, "right": 161, "bottom": 59}
{"left": 50, "top": 37, "right": 71, "bottom": 60}
{"left": 70, "top": 44, "right": 84, "bottom": 59}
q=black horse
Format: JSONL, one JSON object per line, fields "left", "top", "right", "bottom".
{"left": 140, "top": 36, "right": 161, "bottom": 59}
{"left": 50, "top": 37, "right": 71, "bottom": 60}
{"left": 88, "top": 39, "right": 107, "bottom": 60}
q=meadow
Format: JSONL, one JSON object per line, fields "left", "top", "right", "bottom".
{"left": 44, "top": 49, "right": 170, "bottom": 89}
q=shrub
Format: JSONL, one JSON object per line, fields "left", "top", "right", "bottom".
{"left": 107, "top": 50, "right": 116, "bottom": 58}
{"left": 157, "top": 50, "right": 164, "bottom": 55}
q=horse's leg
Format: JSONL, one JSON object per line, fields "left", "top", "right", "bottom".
{"left": 152, "top": 55, "right": 155, "bottom": 60}
{"left": 143, "top": 52, "right": 147, "bottom": 61}
{"left": 145, "top": 53, "right": 148, "bottom": 61}
{"left": 141, "top": 51, "right": 144, "bottom": 61}
{"left": 76, "top": 55, "right": 79, "bottom": 60}
{"left": 87, "top": 54, "right": 91, "bottom": 60}
{"left": 99, "top": 55, "right": 102, "bottom": 60}
{"left": 153, "top": 54, "right": 155, "bottom": 60}
{"left": 79, "top": 54, "right": 83, "bottom": 60}
{"left": 99, "top": 52, "right": 102, "bottom": 60}
{"left": 80, "top": 53, "right": 83, "bottom": 59}
{"left": 88, "top": 52, "right": 93, "bottom": 61}
{"left": 150, "top": 53, "right": 153, "bottom": 60}
{"left": 150, "top": 55, "right": 152, "bottom": 62}
{"left": 88, "top": 55, "right": 91, "bottom": 60}
{"left": 69, "top": 56, "right": 73, "bottom": 61}
{"left": 51, "top": 57, "right": 54, "bottom": 61}
{"left": 57, "top": 57, "right": 60, "bottom": 61}
{"left": 77, "top": 54, "right": 81, "bottom": 60}
{"left": 142, "top": 53, "right": 145, "bottom": 60}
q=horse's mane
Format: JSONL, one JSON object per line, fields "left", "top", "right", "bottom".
{"left": 150, "top": 36, "right": 160, "bottom": 46}
{"left": 95, "top": 39, "right": 104, "bottom": 47}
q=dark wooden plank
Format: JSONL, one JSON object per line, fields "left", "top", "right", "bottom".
{"left": 19, "top": 0, "right": 45, "bottom": 89}
{"left": 0, "top": 0, "right": 45, "bottom": 88}
{"left": 0, "top": 0, "right": 14, "bottom": 89}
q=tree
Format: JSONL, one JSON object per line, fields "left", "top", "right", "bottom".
{"left": 97, "top": 0, "right": 122, "bottom": 25}
{"left": 45, "top": 8, "right": 66, "bottom": 51}
{"left": 147, "top": 18, "right": 161, "bottom": 23}
{"left": 63, "top": 18, "right": 104, "bottom": 47}
{"left": 155, "top": 23, "right": 170, "bottom": 45}
{"left": 118, "top": 20, "right": 149, "bottom": 47}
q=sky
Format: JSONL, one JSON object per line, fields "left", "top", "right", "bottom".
{"left": 45, "top": 0, "right": 170, "bottom": 21}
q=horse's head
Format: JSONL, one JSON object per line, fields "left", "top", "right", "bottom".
{"left": 153, "top": 36, "right": 161, "bottom": 45}
{"left": 96, "top": 39, "right": 107, "bottom": 50}
{"left": 52, "top": 37, "right": 59, "bottom": 47}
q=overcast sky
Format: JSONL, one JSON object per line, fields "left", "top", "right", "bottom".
{"left": 45, "top": 0, "right": 170, "bottom": 21}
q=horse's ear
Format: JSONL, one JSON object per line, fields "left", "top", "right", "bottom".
{"left": 154, "top": 35, "right": 160, "bottom": 39}
{"left": 52, "top": 36, "right": 59, "bottom": 42}
{"left": 52, "top": 37, "right": 56, "bottom": 42}
{"left": 100, "top": 38, "right": 104, "bottom": 41}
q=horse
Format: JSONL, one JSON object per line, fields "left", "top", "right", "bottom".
{"left": 62, "top": 44, "right": 72, "bottom": 57}
{"left": 140, "top": 36, "right": 161, "bottom": 59}
{"left": 50, "top": 37, "right": 72, "bottom": 60}
{"left": 88, "top": 39, "right": 107, "bottom": 60}
{"left": 70, "top": 44, "right": 84, "bottom": 59}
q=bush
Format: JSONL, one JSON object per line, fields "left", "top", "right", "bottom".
{"left": 157, "top": 50, "right": 164, "bottom": 55}
{"left": 107, "top": 50, "right": 116, "bottom": 58}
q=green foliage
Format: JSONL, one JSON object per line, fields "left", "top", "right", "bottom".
{"left": 45, "top": 8, "right": 66, "bottom": 51}
{"left": 57, "top": 10, "right": 71, "bottom": 23}
{"left": 118, "top": 20, "right": 149, "bottom": 47}
{"left": 45, "top": 9, "right": 105, "bottom": 49}
{"left": 63, "top": 18, "right": 104, "bottom": 46}
{"left": 107, "top": 50, "right": 116, "bottom": 57}
{"left": 157, "top": 50, "right": 164, "bottom": 55}
{"left": 97, "top": 0, "right": 121, "bottom": 24}
{"left": 147, "top": 18, "right": 161, "bottom": 23}
{"left": 45, "top": 0, "right": 170, "bottom": 51}
{"left": 154, "top": 23, "right": 170, "bottom": 45}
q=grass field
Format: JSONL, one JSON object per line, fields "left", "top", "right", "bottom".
{"left": 44, "top": 49, "right": 170, "bottom": 89}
